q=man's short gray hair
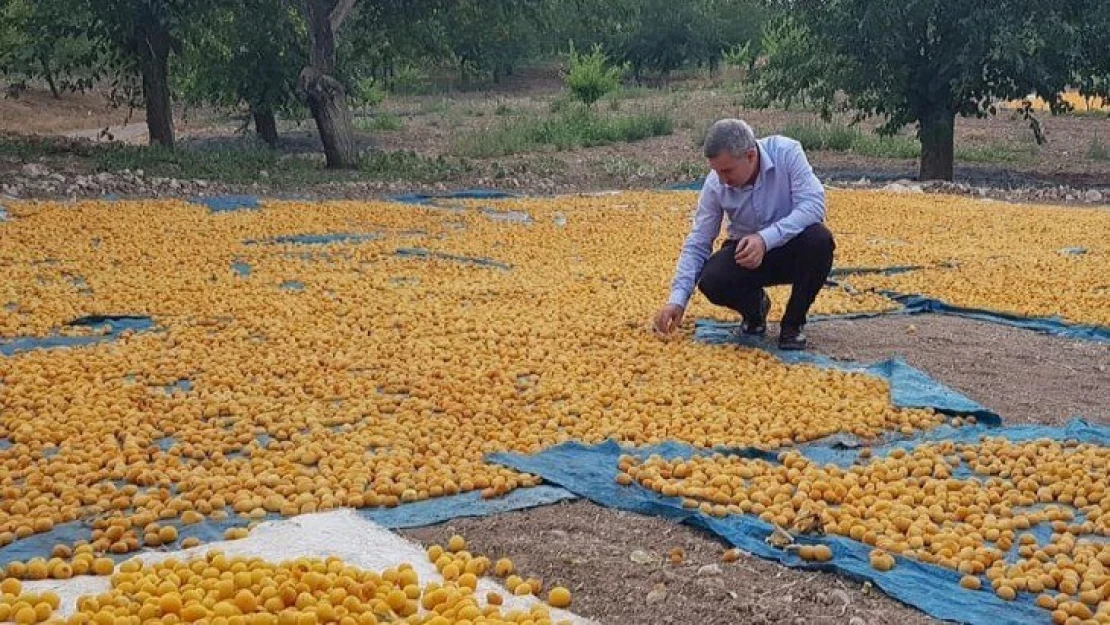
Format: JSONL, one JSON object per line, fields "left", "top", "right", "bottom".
{"left": 703, "top": 118, "right": 757, "bottom": 159}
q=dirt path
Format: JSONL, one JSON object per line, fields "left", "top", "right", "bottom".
{"left": 809, "top": 315, "right": 1109, "bottom": 425}
{"left": 405, "top": 500, "right": 940, "bottom": 625}
{"left": 63, "top": 122, "right": 148, "bottom": 144}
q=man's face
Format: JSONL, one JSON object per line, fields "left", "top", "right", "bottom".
{"left": 709, "top": 149, "right": 758, "bottom": 188}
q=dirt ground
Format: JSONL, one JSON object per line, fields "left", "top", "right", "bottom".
{"left": 810, "top": 315, "right": 1109, "bottom": 426}
{"left": 4, "top": 70, "right": 1109, "bottom": 193}
{"left": 404, "top": 500, "right": 940, "bottom": 625}
{"left": 403, "top": 314, "right": 1108, "bottom": 625}
{"left": 0, "top": 87, "right": 133, "bottom": 135}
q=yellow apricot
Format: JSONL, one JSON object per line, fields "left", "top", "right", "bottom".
{"left": 547, "top": 587, "right": 572, "bottom": 608}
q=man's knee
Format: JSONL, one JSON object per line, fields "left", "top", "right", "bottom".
{"left": 798, "top": 223, "right": 835, "bottom": 256}
{"left": 696, "top": 268, "right": 729, "bottom": 306}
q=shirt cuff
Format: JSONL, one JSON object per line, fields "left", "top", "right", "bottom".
{"left": 757, "top": 226, "right": 783, "bottom": 251}
{"left": 667, "top": 289, "right": 692, "bottom": 308}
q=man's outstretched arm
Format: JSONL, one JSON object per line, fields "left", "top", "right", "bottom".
{"left": 669, "top": 185, "right": 723, "bottom": 307}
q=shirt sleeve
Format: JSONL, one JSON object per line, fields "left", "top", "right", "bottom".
{"left": 668, "top": 181, "right": 723, "bottom": 308}
{"left": 757, "top": 141, "right": 826, "bottom": 250}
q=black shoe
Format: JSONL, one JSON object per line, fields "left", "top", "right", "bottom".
{"left": 778, "top": 325, "right": 808, "bottom": 350}
{"left": 741, "top": 292, "right": 771, "bottom": 336}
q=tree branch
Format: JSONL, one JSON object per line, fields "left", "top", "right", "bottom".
{"left": 329, "top": 0, "right": 357, "bottom": 35}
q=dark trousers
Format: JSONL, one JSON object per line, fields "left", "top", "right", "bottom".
{"left": 696, "top": 223, "right": 835, "bottom": 328}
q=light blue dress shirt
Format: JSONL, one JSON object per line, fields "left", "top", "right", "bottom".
{"left": 668, "top": 135, "right": 826, "bottom": 308}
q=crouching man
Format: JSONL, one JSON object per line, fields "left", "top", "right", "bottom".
{"left": 653, "top": 118, "right": 835, "bottom": 350}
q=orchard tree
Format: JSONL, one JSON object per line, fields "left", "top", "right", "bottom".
{"left": 691, "top": 0, "right": 767, "bottom": 74}
{"left": 753, "top": 0, "right": 1108, "bottom": 180}
{"left": 177, "top": 0, "right": 305, "bottom": 146}
{"left": 83, "top": 0, "right": 207, "bottom": 148}
{"left": 339, "top": 0, "right": 445, "bottom": 87}
{"left": 298, "top": 0, "right": 362, "bottom": 168}
{"left": 1071, "top": 0, "right": 1110, "bottom": 104}
{"left": 438, "top": 0, "right": 545, "bottom": 83}
{"left": 0, "top": 0, "right": 101, "bottom": 98}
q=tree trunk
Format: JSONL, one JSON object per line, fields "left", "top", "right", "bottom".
{"left": 253, "top": 106, "right": 279, "bottom": 147}
{"left": 918, "top": 109, "right": 955, "bottom": 181}
{"left": 299, "top": 67, "right": 358, "bottom": 168}
{"left": 300, "top": 0, "right": 359, "bottom": 168}
{"left": 137, "top": 21, "right": 174, "bottom": 148}
{"left": 40, "top": 55, "right": 60, "bottom": 99}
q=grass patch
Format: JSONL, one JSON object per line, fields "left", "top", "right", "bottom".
{"left": 412, "top": 98, "right": 454, "bottom": 117}
{"left": 0, "top": 133, "right": 99, "bottom": 159}
{"left": 777, "top": 121, "right": 919, "bottom": 158}
{"left": 1086, "top": 135, "right": 1110, "bottom": 161}
{"left": 954, "top": 143, "right": 1037, "bottom": 164}
{"left": 94, "top": 145, "right": 283, "bottom": 182}
{"left": 852, "top": 134, "right": 921, "bottom": 159}
{"left": 91, "top": 144, "right": 468, "bottom": 185}
{"left": 670, "top": 160, "right": 706, "bottom": 181}
{"left": 778, "top": 121, "right": 1036, "bottom": 163}
{"left": 601, "top": 86, "right": 661, "bottom": 102}
{"left": 549, "top": 85, "right": 661, "bottom": 114}
{"left": 452, "top": 107, "right": 673, "bottom": 158}
{"left": 360, "top": 150, "right": 471, "bottom": 180}
{"left": 780, "top": 121, "right": 860, "bottom": 151}
{"left": 353, "top": 113, "right": 404, "bottom": 132}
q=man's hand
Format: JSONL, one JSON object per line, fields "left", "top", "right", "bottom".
{"left": 653, "top": 303, "right": 685, "bottom": 336}
{"left": 734, "top": 234, "right": 767, "bottom": 270}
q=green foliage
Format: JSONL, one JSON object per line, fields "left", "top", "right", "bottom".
{"left": 350, "top": 77, "right": 388, "bottom": 109}
{"left": 354, "top": 113, "right": 404, "bottom": 131}
{"left": 954, "top": 143, "right": 1037, "bottom": 164}
{"left": 1087, "top": 134, "right": 1110, "bottom": 161}
{"left": 0, "top": 0, "right": 102, "bottom": 95}
{"left": 539, "top": 0, "right": 766, "bottom": 83}
{"left": 777, "top": 122, "right": 920, "bottom": 159}
{"left": 722, "top": 41, "right": 754, "bottom": 71}
{"left": 564, "top": 43, "right": 623, "bottom": 108}
{"left": 751, "top": 0, "right": 1109, "bottom": 178}
{"left": 90, "top": 143, "right": 466, "bottom": 184}
{"left": 452, "top": 106, "right": 673, "bottom": 157}
{"left": 432, "top": 0, "right": 545, "bottom": 83}
{"left": 174, "top": 0, "right": 305, "bottom": 119}
{"left": 385, "top": 65, "right": 436, "bottom": 95}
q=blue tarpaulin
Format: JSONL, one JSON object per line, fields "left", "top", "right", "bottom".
{"left": 0, "top": 483, "right": 576, "bottom": 566}
{"left": 190, "top": 195, "right": 261, "bottom": 212}
{"left": 359, "top": 485, "right": 576, "bottom": 530}
{"left": 479, "top": 207, "right": 533, "bottom": 224}
{"left": 388, "top": 189, "right": 519, "bottom": 205}
{"left": 395, "top": 247, "right": 512, "bottom": 270}
{"left": 484, "top": 331, "right": 1105, "bottom": 625}
{"left": 694, "top": 319, "right": 1001, "bottom": 422}
{"left": 490, "top": 429, "right": 1096, "bottom": 625}
{"left": 884, "top": 292, "right": 1110, "bottom": 343}
{"left": 245, "top": 233, "right": 381, "bottom": 246}
{"left": 231, "top": 260, "right": 252, "bottom": 277}
{"left": 829, "top": 266, "right": 923, "bottom": 277}
{"left": 1, "top": 315, "right": 156, "bottom": 357}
